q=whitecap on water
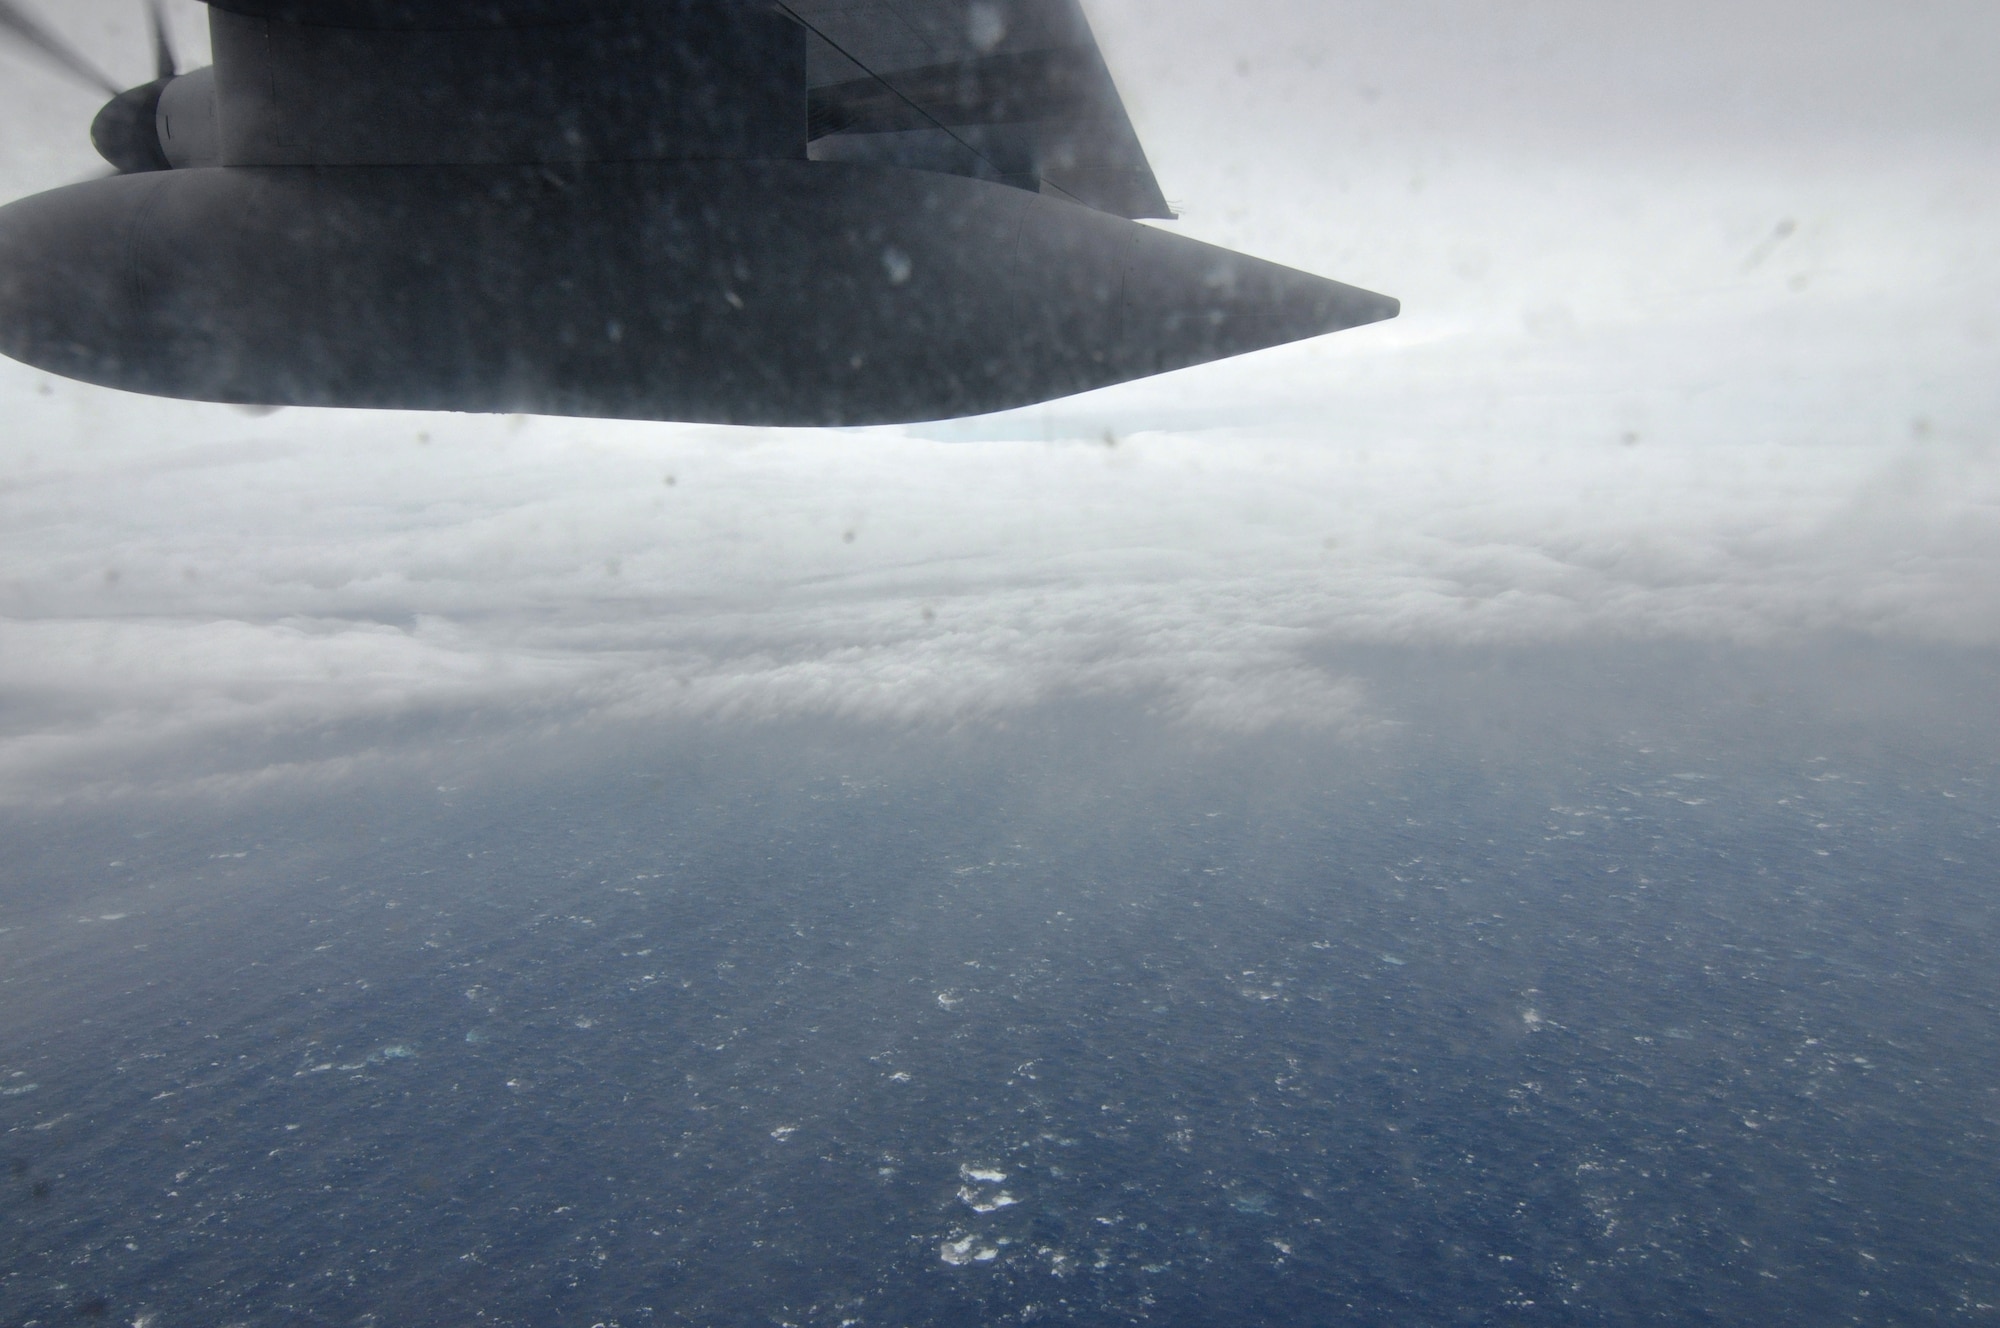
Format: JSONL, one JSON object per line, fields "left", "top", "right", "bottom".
{"left": 958, "top": 1186, "right": 1018, "bottom": 1212}
{"left": 939, "top": 1236, "right": 999, "bottom": 1266}
{"left": 958, "top": 1164, "right": 1017, "bottom": 1212}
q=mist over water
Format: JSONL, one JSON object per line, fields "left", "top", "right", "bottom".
{"left": 4, "top": 643, "right": 1996, "bottom": 1325}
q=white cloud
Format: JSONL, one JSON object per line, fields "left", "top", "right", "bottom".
{"left": 0, "top": 356, "right": 1992, "bottom": 801}
{"left": 0, "top": 0, "right": 1994, "bottom": 800}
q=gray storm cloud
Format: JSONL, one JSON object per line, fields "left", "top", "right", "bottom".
{"left": 0, "top": 401, "right": 1991, "bottom": 801}
{"left": 0, "top": 0, "right": 1995, "bottom": 799}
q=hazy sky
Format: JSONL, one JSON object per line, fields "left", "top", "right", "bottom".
{"left": 0, "top": 0, "right": 1995, "bottom": 802}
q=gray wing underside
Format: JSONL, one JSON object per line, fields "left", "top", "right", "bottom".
{"left": 201, "top": 0, "right": 1172, "bottom": 219}
{"left": 786, "top": 0, "right": 1174, "bottom": 219}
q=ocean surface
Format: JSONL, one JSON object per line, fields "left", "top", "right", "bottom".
{"left": 3, "top": 642, "right": 1996, "bottom": 1326}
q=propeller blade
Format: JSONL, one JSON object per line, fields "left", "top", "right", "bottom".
{"left": 0, "top": 0, "right": 121, "bottom": 96}
{"left": 146, "top": 0, "right": 175, "bottom": 80}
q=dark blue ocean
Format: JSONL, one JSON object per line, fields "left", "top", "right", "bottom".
{"left": 3, "top": 643, "right": 1997, "bottom": 1326}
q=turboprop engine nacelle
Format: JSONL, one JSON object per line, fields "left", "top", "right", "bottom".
{"left": 0, "top": 0, "right": 1398, "bottom": 425}
{"left": 0, "top": 159, "right": 1395, "bottom": 424}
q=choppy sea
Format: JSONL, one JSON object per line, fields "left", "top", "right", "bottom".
{"left": 3, "top": 643, "right": 1996, "bottom": 1325}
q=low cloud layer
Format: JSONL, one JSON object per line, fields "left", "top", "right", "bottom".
{"left": 0, "top": 1, "right": 1995, "bottom": 800}
{"left": 2, "top": 335, "right": 1993, "bottom": 801}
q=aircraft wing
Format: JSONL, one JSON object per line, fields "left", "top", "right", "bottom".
{"left": 200, "top": 0, "right": 1171, "bottom": 219}
{"left": 785, "top": 0, "right": 1175, "bottom": 219}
